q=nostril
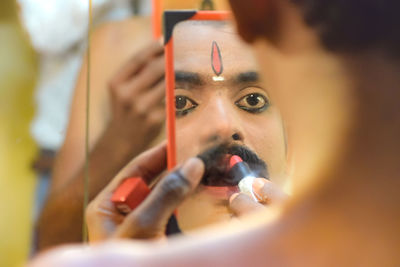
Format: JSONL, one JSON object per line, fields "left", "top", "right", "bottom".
{"left": 232, "top": 133, "right": 241, "bottom": 141}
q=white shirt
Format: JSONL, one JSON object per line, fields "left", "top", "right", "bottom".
{"left": 17, "top": 0, "right": 146, "bottom": 149}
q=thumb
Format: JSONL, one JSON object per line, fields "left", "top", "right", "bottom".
{"left": 114, "top": 157, "right": 204, "bottom": 239}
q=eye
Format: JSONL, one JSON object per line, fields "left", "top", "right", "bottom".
{"left": 175, "top": 95, "right": 198, "bottom": 117}
{"left": 235, "top": 93, "right": 269, "bottom": 113}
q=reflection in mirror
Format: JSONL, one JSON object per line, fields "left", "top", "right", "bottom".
{"left": 170, "top": 18, "right": 288, "bottom": 232}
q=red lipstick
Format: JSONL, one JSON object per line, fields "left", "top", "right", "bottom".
{"left": 228, "top": 155, "right": 259, "bottom": 201}
{"left": 228, "top": 155, "right": 253, "bottom": 181}
{"left": 229, "top": 155, "right": 243, "bottom": 168}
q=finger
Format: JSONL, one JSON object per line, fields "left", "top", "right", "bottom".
{"left": 114, "top": 157, "right": 204, "bottom": 239}
{"left": 229, "top": 193, "right": 264, "bottom": 217}
{"left": 86, "top": 142, "right": 167, "bottom": 241}
{"left": 124, "top": 54, "right": 165, "bottom": 97}
{"left": 253, "top": 178, "right": 288, "bottom": 205}
{"left": 136, "top": 79, "right": 165, "bottom": 111}
{"left": 111, "top": 41, "right": 164, "bottom": 85}
{"left": 104, "top": 142, "right": 167, "bottom": 193}
{"left": 86, "top": 191, "right": 125, "bottom": 242}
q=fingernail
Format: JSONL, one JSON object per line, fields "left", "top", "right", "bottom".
{"left": 252, "top": 178, "right": 268, "bottom": 201}
{"left": 180, "top": 157, "right": 205, "bottom": 185}
{"left": 253, "top": 178, "right": 267, "bottom": 192}
{"left": 229, "top": 193, "right": 239, "bottom": 203}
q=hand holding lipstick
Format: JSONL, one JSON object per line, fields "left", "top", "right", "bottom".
{"left": 229, "top": 178, "right": 288, "bottom": 217}
{"left": 85, "top": 143, "right": 204, "bottom": 242}
{"left": 225, "top": 155, "right": 287, "bottom": 217}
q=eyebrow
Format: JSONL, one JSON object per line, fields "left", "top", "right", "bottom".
{"left": 174, "top": 70, "right": 260, "bottom": 88}
{"left": 175, "top": 71, "right": 203, "bottom": 86}
{"left": 235, "top": 71, "right": 259, "bottom": 83}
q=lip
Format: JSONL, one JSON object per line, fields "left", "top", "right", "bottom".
{"left": 201, "top": 185, "right": 239, "bottom": 199}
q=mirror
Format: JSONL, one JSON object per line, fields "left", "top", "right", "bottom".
{"left": 164, "top": 11, "right": 288, "bottom": 232}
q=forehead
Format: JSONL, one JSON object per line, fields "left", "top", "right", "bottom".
{"left": 173, "top": 21, "right": 257, "bottom": 72}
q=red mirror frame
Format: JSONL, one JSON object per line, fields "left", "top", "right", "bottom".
{"left": 163, "top": 10, "right": 231, "bottom": 170}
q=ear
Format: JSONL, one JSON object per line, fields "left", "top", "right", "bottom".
{"left": 228, "top": 0, "right": 279, "bottom": 43}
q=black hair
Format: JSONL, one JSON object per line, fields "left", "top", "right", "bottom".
{"left": 292, "top": 0, "right": 400, "bottom": 56}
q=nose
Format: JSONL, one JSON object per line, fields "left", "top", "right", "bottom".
{"left": 199, "top": 98, "right": 244, "bottom": 145}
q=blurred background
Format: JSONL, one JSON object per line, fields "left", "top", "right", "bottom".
{"left": 1, "top": 1, "right": 37, "bottom": 266}
{"left": 0, "top": 0, "right": 229, "bottom": 266}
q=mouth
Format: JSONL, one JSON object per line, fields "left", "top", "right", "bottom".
{"left": 197, "top": 143, "right": 269, "bottom": 187}
{"left": 200, "top": 154, "right": 232, "bottom": 186}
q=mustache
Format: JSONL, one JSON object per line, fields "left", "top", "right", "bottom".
{"left": 197, "top": 143, "right": 269, "bottom": 186}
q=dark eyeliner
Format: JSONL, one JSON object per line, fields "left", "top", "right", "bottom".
{"left": 176, "top": 106, "right": 197, "bottom": 117}
{"left": 175, "top": 96, "right": 198, "bottom": 117}
{"left": 237, "top": 105, "right": 268, "bottom": 114}
{"left": 235, "top": 93, "right": 269, "bottom": 114}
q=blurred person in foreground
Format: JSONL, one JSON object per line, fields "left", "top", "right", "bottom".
{"left": 32, "top": 0, "right": 400, "bottom": 266}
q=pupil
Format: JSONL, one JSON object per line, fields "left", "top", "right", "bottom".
{"left": 176, "top": 96, "right": 187, "bottom": 109}
{"left": 246, "top": 94, "right": 260, "bottom": 106}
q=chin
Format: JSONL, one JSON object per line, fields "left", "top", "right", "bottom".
{"left": 177, "top": 187, "right": 237, "bottom": 231}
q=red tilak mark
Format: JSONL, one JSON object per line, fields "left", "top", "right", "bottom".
{"left": 211, "top": 41, "right": 223, "bottom": 76}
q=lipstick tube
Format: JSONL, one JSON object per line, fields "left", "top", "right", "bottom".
{"left": 229, "top": 155, "right": 259, "bottom": 201}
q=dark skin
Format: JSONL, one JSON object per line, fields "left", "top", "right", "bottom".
{"left": 85, "top": 143, "right": 205, "bottom": 242}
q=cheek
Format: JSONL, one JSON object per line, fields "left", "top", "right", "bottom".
{"left": 240, "top": 110, "right": 287, "bottom": 179}
{"left": 176, "top": 126, "right": 193, "bottom": 163}
{"left": 242, "top": 110, "right": 285, "bottom": 148}
{"left": 175, "top": 115, "right": 203, "bottom": 163}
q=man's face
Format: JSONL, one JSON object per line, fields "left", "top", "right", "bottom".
{"left": 173, "top": 21, "right": 287, "bottom": 231}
